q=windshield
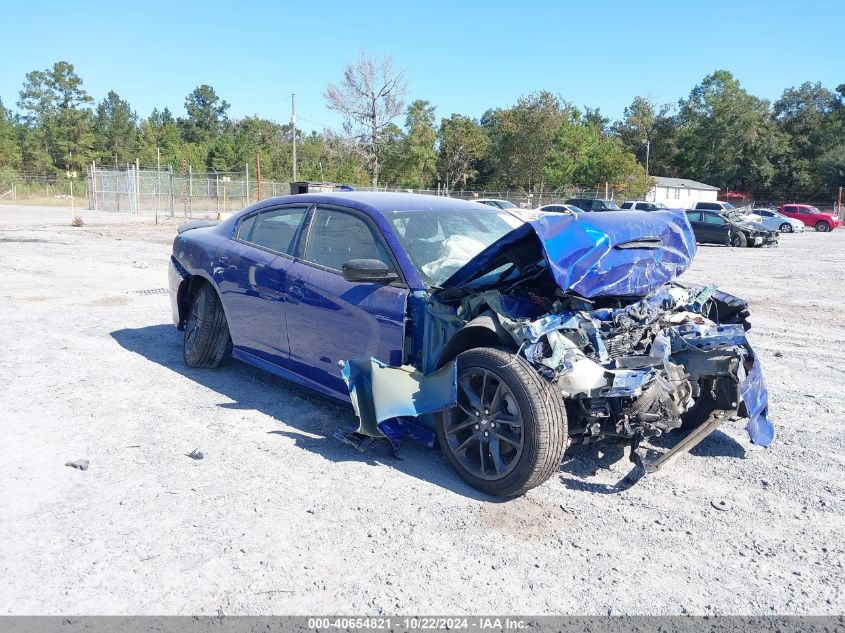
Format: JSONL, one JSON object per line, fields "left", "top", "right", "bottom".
{"left": 722, "top": 202, "right": 736, "bottom": 210}
{"left": 604, "top": 201, "right": 620, "bottom": 210}
{"left": 495, "top": 200, "right": 517, "bottom": 209}
{"left": 387, "top": 209, "right": 521, "bottom": 286}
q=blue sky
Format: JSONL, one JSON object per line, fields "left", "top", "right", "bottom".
{"left": 2, "top": 0, "right": 842, "bottom": 132}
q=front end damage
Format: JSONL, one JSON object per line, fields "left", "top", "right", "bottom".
{"left": 341, "top": 209, "right": 773, "bottom": 473}
{"left": 443, "top": 283, "right": 774, "bottom": 471}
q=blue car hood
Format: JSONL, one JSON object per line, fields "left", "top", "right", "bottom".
{"left": 442, "top": 209, "right": 697, "bottom": 298}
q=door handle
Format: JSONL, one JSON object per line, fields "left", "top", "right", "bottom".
{"left": 218, "top": 256, "right": 231, "bottom": 266}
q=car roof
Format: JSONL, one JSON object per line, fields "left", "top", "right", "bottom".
{"left": 247, "top": 191, "right": 493, "bottom": 215}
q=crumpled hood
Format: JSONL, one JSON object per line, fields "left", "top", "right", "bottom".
{"left": 441, "top": 209, "right": 696, "bottom": 298}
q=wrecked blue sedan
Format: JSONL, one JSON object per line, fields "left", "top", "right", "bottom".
{"left": 169, "top": 193, "right": 773, "bottom": 497}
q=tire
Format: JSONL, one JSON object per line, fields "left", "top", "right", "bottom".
{"left": 730, "top": 231, "right": 747, "bottom": 248}
{"left": 436, "top": 347, "right": 568, "bottom": 497}
{"left": 779, "top": 223, "right": 792, "bottom": 233}
{"left": 183, "top": 283, "right": 230, "bottom": 368}
{"left": 815, "top": 221, "right": 830, "bottom": 232}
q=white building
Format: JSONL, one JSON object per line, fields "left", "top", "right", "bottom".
{"left": 649, "top": 176, "right": 719, "bottom": 208}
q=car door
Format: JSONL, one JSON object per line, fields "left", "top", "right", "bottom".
{"left": 781, "top": 205, "right": 801, "bottom": 224}
{"left": 755, "top": 210, "right": 779, "bottom": 231}
{"left": 701, "top": 211, "right": 731, "bottom": 243}
{"left": 283, "top": 205, "right": 409, "bottom": 398}
{"left": 215, "top": 204, "right": 308, "bottom": 365}
{"left": 685, "top": 210, "right": 708, "bottom": 242}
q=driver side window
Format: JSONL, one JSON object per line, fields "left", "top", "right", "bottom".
{"left": 702, "top": 213, "right": 725, "bottom": 225}
{"left": 303, "top": 208, "right": 395, "bottom": 274}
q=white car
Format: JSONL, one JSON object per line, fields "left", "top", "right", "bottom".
{"left": 537, "top": 203, "right": 585, "bottom": 214}
{"left": 476, "top": 198, "right": 519, "bottom": 210}
{"left": 749, "top": 208, "right": 805, "bottom": 233}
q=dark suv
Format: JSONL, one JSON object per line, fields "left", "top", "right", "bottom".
{"left": 564, "top": 198, "right": 620, "bottom": 212}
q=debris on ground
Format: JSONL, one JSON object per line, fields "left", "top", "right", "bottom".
{"left": 65, "top": 459, "right": 89, "bottom": 471}
{"left": 710, "top": 499, "right": 732, "bottom": 511}
{"left": 185, "top": 449, "right": 204, "bottom": 460}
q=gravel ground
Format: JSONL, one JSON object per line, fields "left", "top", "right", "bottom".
{"left": 0, "top": 204, "right": 843, "bottom": 615}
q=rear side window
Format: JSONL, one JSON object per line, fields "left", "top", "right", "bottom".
{"left": 686, "top": 211, "right": 702, "bottom": 222}
{"left": 238, "top": 206, "right": 307, "bottom": 255}
{"left": 620, "top": 202, "right": 633, "bottom": 209}
{"left": 783, "top": 206, "right": 796, "bottom": 213}
{"left": 303, "top": 208, "right": 395, "bottom": 273}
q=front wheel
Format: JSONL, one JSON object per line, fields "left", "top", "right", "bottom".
{"left": 436, "top": 347, "right": 568, "bottom": 497}
{"left": 183, "top": 283, "right": 231, "bottom": 368}
{"left": 731, "top": 232, "right": 747, "bottom": 248}
{"left": 779, "top": 222, "right": 792, "bottom": 233}
{"left": 815, "top": 221, "right": 830, "bottom": 232}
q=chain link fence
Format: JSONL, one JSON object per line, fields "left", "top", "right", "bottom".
{"left": 85, "top": 164, "right": 606, "bottom": 217}
{"left": 0, "top": 171, "right": 89, "bottom": 205}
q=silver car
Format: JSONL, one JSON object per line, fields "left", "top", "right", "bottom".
{"left": 749, "top": 208, "right": 805, "bottom": 233}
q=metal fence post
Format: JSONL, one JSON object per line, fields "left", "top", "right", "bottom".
{"left": 188, "top": 165, "right": 193, "bottom": 217}
{"left": 168, "top": 165, "right": 174, "bottom": 217}
{"left": 245, "top": 163, "right": 250, "bottom": 206}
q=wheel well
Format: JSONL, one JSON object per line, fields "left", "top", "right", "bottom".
{"left": 435, "top": 313, "right": 517, "bottom": 369}
{"left": 177, "top": 276, "right": 210, "bottom": 329}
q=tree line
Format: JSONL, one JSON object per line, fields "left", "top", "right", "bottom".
{"left": 1, "top": 58, "right": 843, "bottom": 198}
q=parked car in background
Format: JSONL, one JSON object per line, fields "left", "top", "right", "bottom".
{"left": 685, "top": 209, "right": 778, "bottom": 247}
{"left": 537, "top": 203, "right": 584, "bottom": 214}
{"left": 749, "top": 208, "right": 805, "bottom": 233}
{"left": 169, "top": 193, "right": 773, "bottom": 496}
{"left": 778, "top": 204, "right": 841, "bottom": 232}
{"left": 692, "top": 201, "right": 738, "bottom": 212}
{"left": 476, "top": 198, "right": 518, "bottom": 210}
{"left": 563, "top": 198, "right": 620, "bottom": 212}
{"left": 620, "top": 201, "right": 670, "bottom": 211}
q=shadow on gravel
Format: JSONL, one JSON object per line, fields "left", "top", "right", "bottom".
{"left": 110, "top": 323, "right": 491, "bottom": 500}
{"left": 559, "top": 443, "right": 644, "bottom": 494}
{"left": 558, "top": 425, "right": 746, "bottom": 494}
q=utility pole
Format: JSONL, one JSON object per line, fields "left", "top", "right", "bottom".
{"left": 291, "top": 93, "right": 298, "bottom": 182}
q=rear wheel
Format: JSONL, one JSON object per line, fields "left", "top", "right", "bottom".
{"left": 779, "top": 222, "right": 792, "bottom": 233}
{"left": 183, "top": 283, "right": 230, "bottom": 368}
{"left": 436, "top": 347, "right": 568, "bottom": 497}
{"left": 815, "top": 221, "right": 830, "bottom": 232}
{"left": 731, "top": 232, "right": 747, "bottom": 248}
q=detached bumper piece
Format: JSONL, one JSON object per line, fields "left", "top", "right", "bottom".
{"left": 337, "top": 358, "right": 456, "bottom": 455}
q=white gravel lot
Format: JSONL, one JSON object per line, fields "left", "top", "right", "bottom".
{"left": 0, "top": 204, "right": 843, "bottom": 616}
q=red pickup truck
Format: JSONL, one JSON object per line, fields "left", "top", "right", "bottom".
{"left": 778, "top": 204, "right": 841, "bottom": 232}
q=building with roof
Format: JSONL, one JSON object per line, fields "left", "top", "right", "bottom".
{"left": 649, "top": 176, "right": 719, "bottom": 207}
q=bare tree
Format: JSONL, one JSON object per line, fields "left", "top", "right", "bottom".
{"left": 325, "top": 52, "right": 407, "bottom": 189}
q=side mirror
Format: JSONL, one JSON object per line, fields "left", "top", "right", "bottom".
{"left": 341, "top": 258, "right": 395, "bottom": 283}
